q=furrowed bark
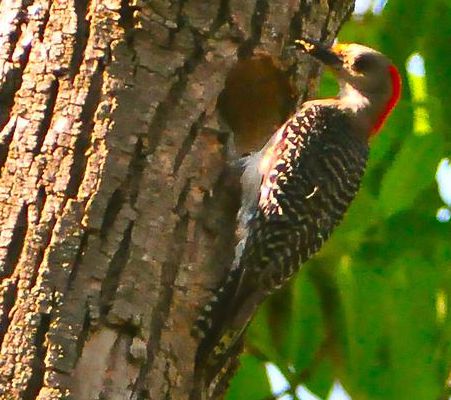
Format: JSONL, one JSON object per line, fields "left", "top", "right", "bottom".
{"left": 0, "top": 0, "right": 354, "bottom": 399}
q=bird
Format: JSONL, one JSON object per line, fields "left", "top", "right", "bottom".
{"left": 193, "top": 38, "right": 402, "bottom": 392}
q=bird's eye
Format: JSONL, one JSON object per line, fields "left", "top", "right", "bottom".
{"left": 352, "top": 54, "right": 373, "bottom": 72}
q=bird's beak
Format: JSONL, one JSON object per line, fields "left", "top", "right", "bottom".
{"left": 294, "top": 38, "right": 343, "bottom": 69}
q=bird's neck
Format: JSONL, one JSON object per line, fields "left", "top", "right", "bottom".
{"left": 339, "top": 83, "right": 370, "bottom": 111}
{"left": 338, "top": 82, "right": 389, "bottom": 137}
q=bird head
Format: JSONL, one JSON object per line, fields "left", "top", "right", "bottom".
{"left": 295, "top": 39, "right": 402, "bottom": 136}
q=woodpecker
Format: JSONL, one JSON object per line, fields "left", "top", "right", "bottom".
{"left": 194, "top": 39, "right": 402, "bottom": 388}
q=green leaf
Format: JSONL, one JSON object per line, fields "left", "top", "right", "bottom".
{"left": 247, "top": 302, "right": 281, "bottom": 362}
{"left": 378, "top": 132, "right": 443, "bottom": 218}
{"left": 384, "top": 255, "right": 444, "bottom": 400}
{"left": 335, "top": 256, "right": 394, "bottom": 400}
{"left": 421, "top": 0, "right": 451, "bottom": 146}
{"left": 226, "top": 354, "right": 272, "bottom": 400}
{"left": 304, "top": 357, "right": 334, "bottom": 399}
{"left": 287, "top": 273, "right": 326, "bottom": 373}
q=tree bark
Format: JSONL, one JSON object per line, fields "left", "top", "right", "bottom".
{"left": 0, "top": 0, "right": 354, "bottom": 399}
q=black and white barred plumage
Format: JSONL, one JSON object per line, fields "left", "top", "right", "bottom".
{"left": 195, "top": 103, "right": 368, "bottom": 380}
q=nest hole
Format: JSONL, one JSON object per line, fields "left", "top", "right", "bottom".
{"left": 218, "top": 56, "right": 295, "bottom": 155}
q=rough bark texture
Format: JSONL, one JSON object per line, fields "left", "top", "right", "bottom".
{"left": 0, "top": 0, "right": 354, "bottom": 399}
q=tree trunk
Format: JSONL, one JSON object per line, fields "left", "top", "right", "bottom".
{"left": 0, "top": 0, "right": 354, "bottom": 399}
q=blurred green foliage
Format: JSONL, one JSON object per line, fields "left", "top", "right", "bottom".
{"left": 227, "top": 1, "right": 450, "bottom": 399}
